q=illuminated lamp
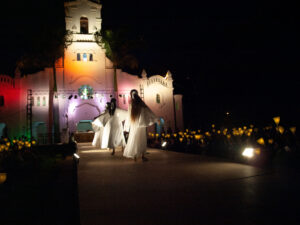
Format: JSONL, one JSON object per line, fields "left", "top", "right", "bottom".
{"left": 161, "top": 141, "right": 167, "bottom": 148}
{"left": 68, "top": 95, "right": 73, "bottom": 100}
{"left": 242, "top": 147, "right": 254, "bottom": 158}
{"left": 290, "top": 127, "right": 296, "bottom": 134}
{"left": 73, "top": 153, "right": 80, "bottom": 164}
{"left": 257, "top": 138, "right": 265, "bottom": 145}
{"left": 278, "top": 126, "right": 285, "bottom": 134}
{"left": 273, "top": 116, "right": 280, "bottom": 125}
{"left": 0, "top": 173, "right": 7, "bottom": 184}
{"left": 194, "top": 135, "right": 201, "bottom": 140}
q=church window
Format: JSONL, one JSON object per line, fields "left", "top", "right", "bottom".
{"left": 83, "top": 53, "right": 87, "bottom": 62}
{"left": 42, "top": 96, "right": 46, "bottom": 106}
{"left": 89, "top": 54, "right": 93, "bottom": 61}
{"left": 37, "top": 97, "right": 40, "bottom": 106}
{"left": 77, "top": 53, "right": 81, "bottom": 61}
{"left": 0, "top": 96, "right": 4, "bottom": 106}
{"left": 78, "top": 85, "right": 93, "bottom": 100}
{"left": 156, "top": 94, "right": 161, "bottom": 104}
{"left": 80, "top": 17, "right": 88, "bottom": 34}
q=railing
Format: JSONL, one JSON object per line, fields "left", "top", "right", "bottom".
{"left": 71, "top": 33, "right": 95, "bottom": 42}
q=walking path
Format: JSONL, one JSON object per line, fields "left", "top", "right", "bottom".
{"left": 77, "top": 142, "right": 300, "bottom": 225}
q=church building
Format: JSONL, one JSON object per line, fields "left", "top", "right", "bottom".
{"left": 0, "top": 0, "right": 183, "bottom": 143}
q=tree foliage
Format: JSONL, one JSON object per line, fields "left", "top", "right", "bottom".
{"left": 94, "top": 27, "right": 146, "bottom": 74}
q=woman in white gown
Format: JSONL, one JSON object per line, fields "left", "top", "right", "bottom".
{"left": 91, "top": 102, "right": 111, "bottom": 148}
{"left": 101, "top": 98, "right": 128, "bottom": 155}
{"left": 123, "top": 89, "right": 159, "bottom": 161}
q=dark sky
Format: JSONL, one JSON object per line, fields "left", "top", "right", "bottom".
{"left": 1, "top": 0, "right": 299, "bottom": 128}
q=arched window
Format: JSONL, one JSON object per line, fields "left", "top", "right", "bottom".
{"left": 42, "top": 96, "right": 46, "bottom": 106}
{"left": 83, "top": 53, "right": 87, "bottom": 62}
{"left": 77, "top": 53, "right": 81, "bottom": 61}
{"left": 156, "top": 94, "right": 160, "bottom": 104}
{"left": 80, "top": 17, "right": 88, "bottom": 34}
{"left": 37, "top": 97, "right": 40, "bottom": 106}
{"left": 89, "top": 54, "right": 93, "bottom": 61}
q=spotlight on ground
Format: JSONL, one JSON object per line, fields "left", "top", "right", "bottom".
{"left": 242, "top": 147, "right": 254, "bottom": 158}
{"left": 161, "top": 141, "right": 167, "bottom": 148}
{"left": 73, "top": 153, "right": 80, "bottom": 164}
{"left": 73, "top": 153, "right": 80, "bottom": 159}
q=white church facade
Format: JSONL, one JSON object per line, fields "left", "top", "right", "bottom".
{"left": 0, "top": 0, "right": 183, "bottom": 143}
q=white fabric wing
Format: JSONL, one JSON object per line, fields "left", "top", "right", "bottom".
{"left": 138, "top": 106, "right": 159, "bottom": 127}
{"left": 115, "top": 108, "right": 128, "bottom": 122}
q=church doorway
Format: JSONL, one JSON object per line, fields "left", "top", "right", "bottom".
{"left": 33, "top": 122, "right": 47, "bottom": 144}
{"left": 71, "top": 103, "right": 100, "bottom": 142}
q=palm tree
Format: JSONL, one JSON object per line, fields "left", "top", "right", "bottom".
{"left": 94, "top": 28, "right": 142, "bottom": 96}
{"left": 16, "top": 0, "right": 71, "bottom": 143}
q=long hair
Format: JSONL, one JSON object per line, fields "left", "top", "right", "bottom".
{"left": 130, "top": 89, "right": 147, "bottom": 122}
{"left": 109, "top": 98, "right": 116, "bottom": 116}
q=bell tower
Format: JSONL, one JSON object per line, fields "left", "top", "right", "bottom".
{"left": 63, "top": 0, "right": 109, "bottom": 91}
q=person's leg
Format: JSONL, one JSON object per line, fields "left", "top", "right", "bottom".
{"left": 111, "top": 147, "right": 115, "bottom": 155}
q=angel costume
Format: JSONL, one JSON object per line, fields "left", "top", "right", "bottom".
{"left": 101, "top": 108, "right": 128, "bottom": 149}
{"left": 123, "top": 104, "right": 159, "bottom": 159}
{"left": 91, "top": 110, "right": 110, "bottom": 148}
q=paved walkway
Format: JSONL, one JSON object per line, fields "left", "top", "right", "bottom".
{"left": 77, "top": 142, "right": 300, "bottom": 225}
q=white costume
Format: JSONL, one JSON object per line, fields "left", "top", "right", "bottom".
{"left": 101, "top": 108, "right": 128, "bottom": 149}
{"left": 91, "top": 110, "right": 110, "bottom": 148}
{"left": 123, "top": 104, "right": 159, "bottom": 158}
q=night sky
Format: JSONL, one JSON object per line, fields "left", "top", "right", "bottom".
{"left": 1, "top": 0, "right": 299, "bottom": 128}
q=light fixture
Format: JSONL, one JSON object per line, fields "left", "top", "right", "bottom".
{"left": 161, "top": 141, "right": 167, "bottom": 148}
{"left": 73, "top": 153, "right": 80, "bottom": 164}
{"left": 73, "top": 153, "right": 80, "bottom": 159}
{"left": 242, "top": 147, "right": 254, "bottom": 158}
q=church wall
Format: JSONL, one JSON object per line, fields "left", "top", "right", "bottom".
{"left": 63, "top": 42, "right": 108, "bottom": 91}
{"left": 1, "top": 0, "right": 184, "bottom": 140}
{"left": 0, "top": 75, "right": 21, "bottom": 138}
{"left": 143, "top": 77, "right": 175, "bottom": 132}
{"left": 19, "top": 69, "right": 51, "bottom": 139}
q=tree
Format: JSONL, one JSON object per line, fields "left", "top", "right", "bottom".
{"left": 94, "top": 27, "right": 143, "bottom": 95}
{"left": 15, "top": 0, "right": 71, "bottom": 143}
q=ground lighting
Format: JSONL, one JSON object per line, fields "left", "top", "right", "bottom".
{"left": 161, "top": 141, "right": 167, "bottom": 148}
{"left": 242, "top": 147, "right": 261, "bottom": 158}
{"left": 242, "top": 147, "right": 254, "bottom": 158}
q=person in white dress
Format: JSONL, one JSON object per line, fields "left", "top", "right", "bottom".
{"left": 91, "top": 102, "right": 111, "bottom": 148}
{"left": 101, "top": 98, "right": 128, "bottom": 155}
{"left": 123, "top": 89, "right": 159, "bottom": 161}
